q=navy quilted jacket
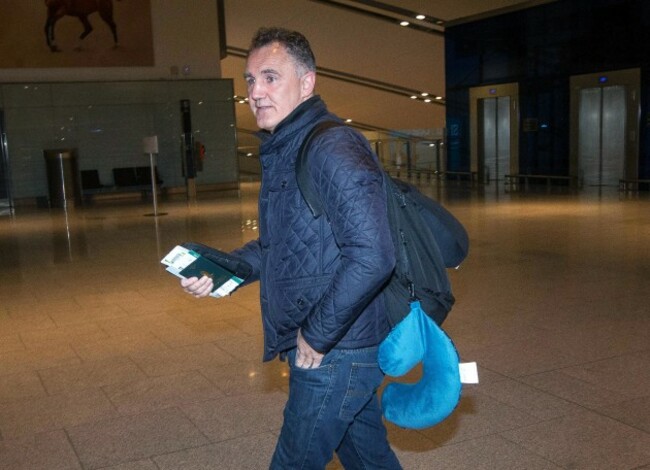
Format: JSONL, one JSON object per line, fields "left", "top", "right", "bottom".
{"left": 232, "top": 96, "right": 395, "bottom": 361}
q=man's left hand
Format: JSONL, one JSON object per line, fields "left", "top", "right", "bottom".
{"left": 296, "top": 329, "right": 324, "bottom": 369}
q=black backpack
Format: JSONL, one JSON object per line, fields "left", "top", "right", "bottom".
{"left": 296, "top": 121, "right": 469, "bottom": 327}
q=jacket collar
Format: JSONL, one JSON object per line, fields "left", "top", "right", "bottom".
{"left": 256, "top": 95, "right": 328, "bottom": 147}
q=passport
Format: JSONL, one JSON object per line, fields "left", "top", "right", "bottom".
{"left": 161, "top": 245, "right": 244, "bottom": 297}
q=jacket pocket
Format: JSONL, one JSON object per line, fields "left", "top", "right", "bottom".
{"left": 265, "top": 171, "right": 301, "bottom": 246}
{"left": 271, "top": 276, "right": 331, "bottom": 334}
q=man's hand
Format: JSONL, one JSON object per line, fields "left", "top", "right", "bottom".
{"left": 181, "top": 276, "right": 214, "bottom": 298}
{"left": 296, "top": 329, "right": 325, "bottom": 369}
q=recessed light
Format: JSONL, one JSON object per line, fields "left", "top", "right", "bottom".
{"left": 410, "top": 95, "right": 418, "bottom": 99}
{"left": 345, "top": 118, "right": 353, "bottom": 123}
{"left": 400, "top": 21, "right": 410, "bottom": 26}
{"left": 416, "top": 14, "right": 425, "bottom": 20}
{"left": 421, "top": 92, "right": 429, "bottom": 97}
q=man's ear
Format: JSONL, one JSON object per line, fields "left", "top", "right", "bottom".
{"left": 300, "top": 71, "right": 316, "bottom": 98}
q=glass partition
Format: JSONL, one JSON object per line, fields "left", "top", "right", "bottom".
{"left": 233, "top": 125, "right": 447, "bottom": 185}
{"left": 0, "top": 109, "right": 12, "bottom": 215}
{"left": 1, "top": 79, "right": 238, "bottom": 202}
{"left": 364, "top": 130, "right": 446, "bottom": 181}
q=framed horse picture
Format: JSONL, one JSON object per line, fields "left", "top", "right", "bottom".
{"left": 0, "top": 0, "right": 154, "bottom": 68}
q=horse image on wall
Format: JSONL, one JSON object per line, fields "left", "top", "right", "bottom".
{"left": 45, "top": 0, "right": 119, "bottom": 52}
{"left": 0, "top": 0, "right": 153, "bottom": 67}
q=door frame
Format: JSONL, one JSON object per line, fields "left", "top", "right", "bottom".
{"left": 469, "top": 82, "right": 519, "bottom": 184}
{"left": 569, "top": 68, "right": 640, "bottom": 184}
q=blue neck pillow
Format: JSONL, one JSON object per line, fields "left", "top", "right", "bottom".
{"left": 378, "top": 301, "right": 462, "bottom": 429}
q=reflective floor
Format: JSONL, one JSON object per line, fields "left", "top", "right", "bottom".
{"left": 0, "top": 181, "right": 649, "bottom": 469}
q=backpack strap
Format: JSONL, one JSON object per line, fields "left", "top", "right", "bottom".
{"left": 296, "top": 121, "right": 344, "bottom": 218}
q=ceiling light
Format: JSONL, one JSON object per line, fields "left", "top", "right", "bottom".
{"left": 424, "top": 98, "right": 432, "bottom": 103}
{"left": 435, "top": 96, "right": 442, "bottom": 100}
{"left": 421, "top": 92, "right": 429, "bottom": 97}
{"left": 345, "top": 118, "right": 353, "bottom": 123}
{"left": 410, "top": 95, "right": 418, "bottom": 99}
{"left": 416, "top": 14, "right": 425, "bottom": 20}
{"left": 400, "top": 21, "right": 410, "bottom": 26}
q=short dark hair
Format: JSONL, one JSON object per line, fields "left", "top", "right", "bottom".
{"left": 249, "top": 27, "right": 316, "bottom": 74}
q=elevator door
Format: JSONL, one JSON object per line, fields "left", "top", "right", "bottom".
{"left": 479, "top": 96, "right": 511, "bottom": 183}
{"left": 578, "top": 86, "right": 626, "bottom": 187}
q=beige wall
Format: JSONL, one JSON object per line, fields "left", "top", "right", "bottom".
{"left": 0, "top": 0, "right": 222, "bottom": 82}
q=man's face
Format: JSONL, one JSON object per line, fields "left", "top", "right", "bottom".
{"left": 245, "top": 42, "right": 315, "bottom": 132}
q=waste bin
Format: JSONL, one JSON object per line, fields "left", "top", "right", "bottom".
{"left": 44, "top": 148, "right": 81, "bottom": 208}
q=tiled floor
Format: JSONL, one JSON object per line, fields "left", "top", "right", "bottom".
{"left": 0, "top": 181, "right": 649, "bottom": 470}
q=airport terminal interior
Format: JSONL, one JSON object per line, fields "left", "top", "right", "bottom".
{"left": 1, "top": 0, "right": 650, "bottom": 469}
{"left": 0, "top": 181, "right": 649, "bottom": 469}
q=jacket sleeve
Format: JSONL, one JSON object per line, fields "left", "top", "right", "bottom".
{"left": 299, "top": 127, "right": 395, "bottom": 353}
{"left": 230, "top": 239, "right": 262, "bottom": 286}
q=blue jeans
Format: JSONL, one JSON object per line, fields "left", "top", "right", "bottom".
{"left": 270, "top": 346, "right": 402, "bottom": 470}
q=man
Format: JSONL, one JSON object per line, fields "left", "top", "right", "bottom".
{"left": 181, "top": 27, "right": 402, "bottom": 469}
